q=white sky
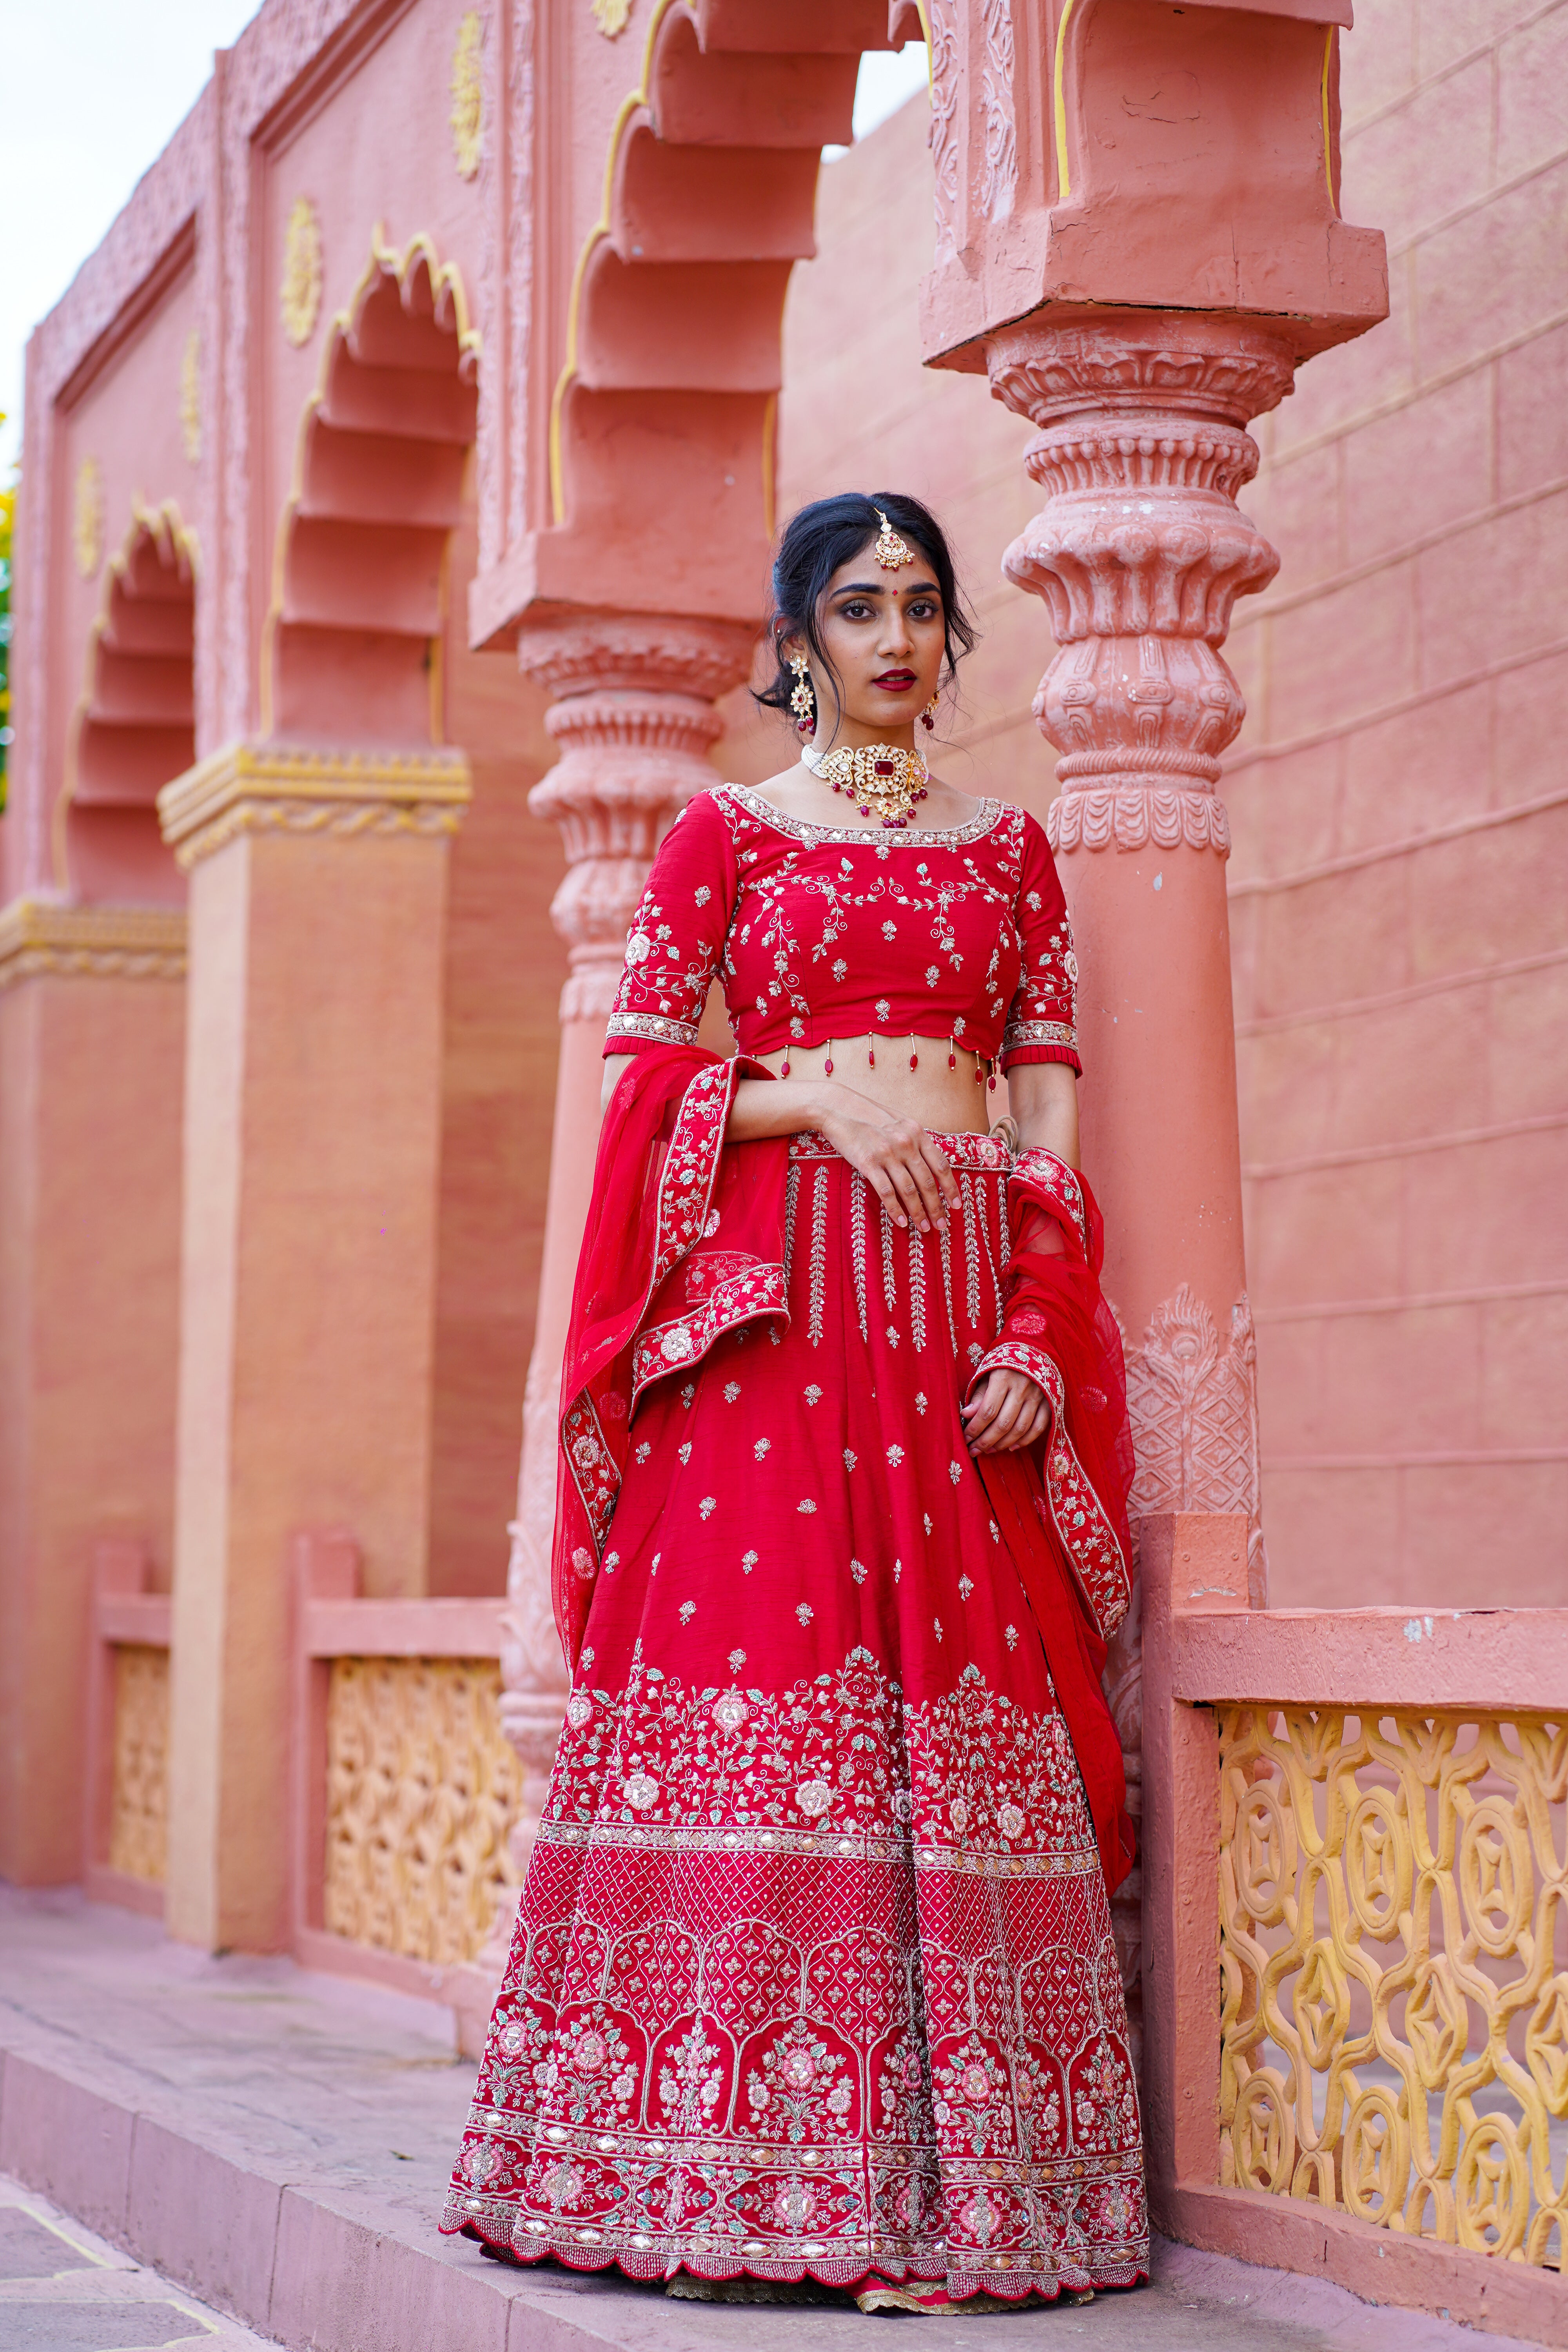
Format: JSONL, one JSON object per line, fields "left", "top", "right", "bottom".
{"left": 0, "top": 12, "right": 926, "bottom": 481}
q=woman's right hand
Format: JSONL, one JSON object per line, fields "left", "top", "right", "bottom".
{"left": 818, "top": 1093, "right": 958, "bottom": 1234}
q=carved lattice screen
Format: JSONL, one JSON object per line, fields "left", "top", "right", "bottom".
{"left": 1219, "top": 1705, "right": 1567, "bottom": 2265}
{"left": 109, "top": 1643, "right": 170, "bottom": 1883}
{"left": 323, "top": 1656, "right": 523, "bottom": 1965}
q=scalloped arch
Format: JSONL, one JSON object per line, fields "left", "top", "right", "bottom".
{"left": 57, "top": 500, "right": 198, "bottom": 906}
{"left": 545, "top": 0, "right": 926, "bottom": 588}
{"left": 262, "top": 229, "right": 481, "bottom": 750}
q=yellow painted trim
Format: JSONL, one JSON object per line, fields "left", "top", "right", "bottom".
{"left": 54, "top": 499, "right": 199, "bottom": 893}
{"left": 1320, "top": 28, "right": 1338, "bottom": 214}
{"left": 546, "top": 0, "right": 702, "bottom": 526}
{"left": 260, "top": 227, "right": 481, "bottom": 743}
{"left": 156, "top": 739, "right": 471, "bottom": 869}
{"left": 1053, "top": 0, "right": 1079, "bottom": 203}
{"left": 760, "top": 392, "right": 778, "bottom": 542}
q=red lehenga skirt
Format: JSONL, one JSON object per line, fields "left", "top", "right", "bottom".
{"left": 442, "top": 1131, "right": 1147, "bottom": 2301}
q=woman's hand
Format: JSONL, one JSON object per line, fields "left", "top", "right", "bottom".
{"left": 962, "top": 1366, "right": 1051, "bottom": 1454}
{"left": 818, "top": 1095, "right": 958, "bottom": 1235}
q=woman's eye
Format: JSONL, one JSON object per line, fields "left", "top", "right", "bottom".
{"left": 841, "top": 601, "right": 873, "bottom": 619}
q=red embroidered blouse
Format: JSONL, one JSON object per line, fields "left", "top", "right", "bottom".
{"left": 604, "top": 784, "right": 1080, "bottom": 1073}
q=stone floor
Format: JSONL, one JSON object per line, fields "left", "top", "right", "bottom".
{"left": 0, "top": 2172, "right": 274, "bottom": 2352}
{"left": 0, "top": 1889, "right": 1548, "bottom": 2352}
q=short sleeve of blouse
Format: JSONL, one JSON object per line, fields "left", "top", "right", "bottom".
{"left": 999, "top": 811, "right": 1081, "bottom": 1075}
{"left": 604, "top": 792, "right": 737, "bottom": 1055}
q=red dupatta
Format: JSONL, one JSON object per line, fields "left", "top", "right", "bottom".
{"left": 552, "top": 1046, "right": 789, "bottom": 1672}
{"left": 968, "top": 1148, "right": 1138, "bottom": 1893}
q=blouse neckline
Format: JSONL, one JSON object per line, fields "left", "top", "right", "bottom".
{"left": 716, "top": 781, "right": 1006, "bottom": 850}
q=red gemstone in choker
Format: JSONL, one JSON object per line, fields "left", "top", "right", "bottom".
{"left": 801, "top": 742, "right": 929, "bottom": 828}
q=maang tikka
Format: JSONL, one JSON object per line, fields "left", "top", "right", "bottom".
{"left": 788, "top": 650, "right": 816, "bottom": 737}
{"left": 874, "top": 508, "right": 916, "bottom": 570}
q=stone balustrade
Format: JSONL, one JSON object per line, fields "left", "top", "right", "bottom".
{"left": 1140, "top": 1513, "right": 1567, "bottom": 2339}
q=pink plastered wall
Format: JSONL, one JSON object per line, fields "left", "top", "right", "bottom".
{"left": 730, "top": 0, "right": 1566, "bottom": 1608}
{"left": 1229, "top": 0, "right": 1568, "bottom": 1607}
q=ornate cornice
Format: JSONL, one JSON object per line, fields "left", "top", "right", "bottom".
{"left": 0, "top": 898, "right": 187, "bottom": 991}
{"left": 516, "top": 615, "right": 757, "bottom": 703}
{"left": 157, "top": 742, "right": 473, "bottom": 871}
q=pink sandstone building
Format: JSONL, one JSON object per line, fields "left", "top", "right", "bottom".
{"left": 0, "top": 0, "right": 1563, "bottom": 2336}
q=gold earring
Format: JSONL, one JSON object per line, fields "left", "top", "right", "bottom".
{"left": 921, "top": 691, "right": 939, "bottom": 734}
{"left": 789, "top": 651, "right": 816, "bottom": 736}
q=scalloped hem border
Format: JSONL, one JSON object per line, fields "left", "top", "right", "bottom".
{"left": 444, "top": 2214, "right": 1150, "bottom": 2305}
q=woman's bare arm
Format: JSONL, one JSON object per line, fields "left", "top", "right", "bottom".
{"left": 1007, "top": 1058, "right": 1079, "bottom": 1169}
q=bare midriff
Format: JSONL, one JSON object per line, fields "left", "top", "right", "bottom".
{"left": 751, "top": 1033, "right": 1000, "bottom": 1138}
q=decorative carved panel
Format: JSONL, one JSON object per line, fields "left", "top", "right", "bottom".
{"left": 1126, "top": 1283, "right": 1267, "bottom": 1606}
{"left": 450, "top": 12, "right": 483, "bottom": 179}
{"left": 73, "top": 457, "right": 103, "bottom": 580}
{"left": 280, "top": 196, "right": 323, "bottom": 347}
{"left": 1220, "top": 1705, "right": 1567, "bottom": 2265}
{"left": 323, "top": 1657, "right": 523, "bottom": 1966}
{"left": 109, "top": 1645, "right": 169, "bottom": 1884}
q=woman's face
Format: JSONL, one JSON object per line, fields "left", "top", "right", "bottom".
{"left": 792, "top": 539, "right": 946, "bottom": 737}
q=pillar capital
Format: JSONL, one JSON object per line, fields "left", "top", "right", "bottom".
{"left": 0, "top": 897, "right": 187, "bottom": 989}
{"left": 990, "top": 313, "right": 1285, "bottom": 863}
{"left": 986, "top": 309, "right": 1298, "bottom": 435}
{"left": 515, "top": 613, "right": 757, "bottom": 705}
{"left": 156, "top": 742, "right": 472, "bottom": 872}
{"left": 520, "top": 613, "right": 754, "bottom": 1024}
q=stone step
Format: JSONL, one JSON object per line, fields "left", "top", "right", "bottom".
{"left": 0, "top": 1890, "right": 1548, "bottom": 2352}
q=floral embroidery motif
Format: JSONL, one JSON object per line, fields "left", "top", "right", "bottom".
{"left": 446, "top": 1646, "right": 1145, "bottom": 2294}
{"left": 605, "top": 791, "right": 1078, "bottom": 1078}
{"left": 1009, "top": 1148, "right": 1088, "bottom": 1256}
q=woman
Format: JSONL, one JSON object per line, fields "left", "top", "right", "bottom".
{"left": 443, "top": 492, "right": 1147, "bottom": 2312}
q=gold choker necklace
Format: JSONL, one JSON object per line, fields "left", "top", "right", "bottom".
{"left": 800, "top": 743, "right": 930, "bottom": 829}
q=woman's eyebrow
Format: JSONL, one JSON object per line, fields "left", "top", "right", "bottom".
{"left": 830, "top": 578, "right": 940, "bottom": 597}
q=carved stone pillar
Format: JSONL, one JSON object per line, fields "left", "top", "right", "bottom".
{"left": 155, "top": 743, "right": 469, "bottom": 1952}
{"left": 989, "top": 311, "right": 1292, "bottom": 2059}
{"left": 0, "top": 903, "right": 186, "bottom": 1886}
{"left": 467, "top": 616, "right": 754, "bottom": 2014}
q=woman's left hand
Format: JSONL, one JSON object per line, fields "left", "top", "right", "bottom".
{"left": 961, "top": 1367, "right": 1051, "bottom": 1455}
